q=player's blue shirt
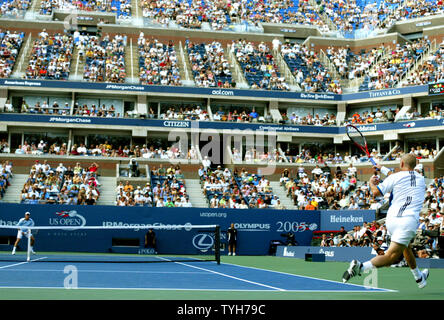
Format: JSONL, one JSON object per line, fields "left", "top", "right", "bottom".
{"left": 17, "top": 218, "right": 35, "bottom": 233}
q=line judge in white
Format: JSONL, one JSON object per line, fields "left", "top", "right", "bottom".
{"left": 12, "top": 212, "right": 36, "bottom": 255}
{"left": 342, "top": 153, "right": 429, "bottom": 288}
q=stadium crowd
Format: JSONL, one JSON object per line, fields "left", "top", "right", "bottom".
{"left": 20, "top": 161, "right": 101, "bottom": 205}
{"left": 231, "top": 39, "right": 289, "bottom": 91}
{"left": 281, "top": 111, "right": 337, "bottom": 126}
{"left": 39, "top": 0, "right": 132, "bottom": 19}
{"left": 0, "top": 160, "right": 12, "bottom": 200}
{"left": 280, "top": 42, "right": 342, "bottom": 93}
{"left": 115, "top": 164, "right": 192, "bottom": 207}
{"left": 138, "top": 33, "right": 181, "bottom": 86}
{"left": 186, "top": 40, "right": 233, "bottom": 88}
{"left": 25, "top": 30, "right": 74, "bottom": 80}
{"left": 325, "top": 45, "right": 385, "bottom": 80}
{"left": 359, "top": 38, "right": 431, "bottom": 91}
{"left": 82, "top": 34, "right": 127, "bottom": 83}
{"left": 0, "top": 29, "right": 25, "bottom": 78}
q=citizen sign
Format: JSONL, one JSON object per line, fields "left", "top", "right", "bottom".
{"left": 163, "top": 121, "right": 190, "bottom": 128}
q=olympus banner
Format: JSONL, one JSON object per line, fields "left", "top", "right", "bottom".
{"left": 0, "top": 203, "right": 321, "bottom": 255}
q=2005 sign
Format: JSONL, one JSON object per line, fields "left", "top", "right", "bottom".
{"left": 276, "top": 221, "right": 307, "bottom": 232}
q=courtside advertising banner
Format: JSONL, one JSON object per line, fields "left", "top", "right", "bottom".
{"left": 320, "top": 210, "right": 375, "bottom": 231}
{"left": 0, "top": 203, "right": 321, "bottom": 255}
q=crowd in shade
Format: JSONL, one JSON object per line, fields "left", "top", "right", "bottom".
{"left": 283, "top": 148, "right": 383, "bottom": 164}
{"left": 345, "top": 104, "right": 444, "bottom": 125}
{"left": 138, "top": 33, "right": 181, "bottom": 86}
{"left": 231, "top": 39, "right": 289, "bottom": 91}
{"left": 82, "top": 34, "right": 127, "bottom": 83}
{"left": 280, "top": 42, "right": 342, "bottom": 94}
{"left": 116, "top": 164, "right": 192, "bottom": 207}
{"left": 387, "top": 144, "right": 438, "bottom": 161}
{"left": 281, "top": 111, "right": 337, "bottom": 126}
{"left": 39, "top": 0, "right": 132, "bottom": 19}
{"left": 325, "top": 45, "right": 385, "bottom": 80}
{"left": 6, "top": 137, "right": 195, "bottom": 160}
{"left": 25, "top": 30, "right": 74, "bottom": 80}
{"left": 359, "top": 38, "right": 431, "bottom": 91}
{"left": 158, "top": 104, "right": 210, "bottom": 121}
{"left": 186, "top": 40, "right": 233, "bottom": 88}
{"left": 18, "top": 99, "right": 71, "bottom": 115}
{"left": 232, "top": 147, "right": 287, "bottom": 163}
{"left": 0, "top": 160, "right": 12, "bottom": 200}
{"left": 0, "top": 29, "right": 25, "bottom": 78}
{"left": 73, "top": 102, "right": 122, "bottom": 118}
{"left": 405, "top": 43, "right": 444, "bottom": 86}
{"left": 212, "top": 107, "right": 272, "bottom": 122}
{"left": 21, "top": 161, "right": 101, "bottom": 205}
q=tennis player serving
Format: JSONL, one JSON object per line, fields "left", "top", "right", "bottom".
{"left": 12, "top": 211, "right": 36, "bottom": 255}
{"left": 342, "top": 153, "right": 429, "bottom": 288}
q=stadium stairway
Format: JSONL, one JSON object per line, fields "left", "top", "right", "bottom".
{"left": 184, "top": 178, "right": 208, "bottom": 208}
{"left": 69, "top": 45, "right": 83, "bottom": 81}
{"left": 125, "top": 38, "right": 139, "bottom": 83}
{"left": 96, "top": 176, "right": 118, "bottom": 206}
{"left": 11, "top": 33, "right": 33, "bottom": 79}
{"left": 177, "top": 42, "right": 195, "bottom": 86}
{"left": 1, "top": 174, "right": 28, "bottom": 204}
{"left": 269, "top": 181, "right": 297, "bottom": 209}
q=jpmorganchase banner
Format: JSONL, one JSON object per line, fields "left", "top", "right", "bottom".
{"left": 0, "top": 79, "right": 428, "bottom": 101}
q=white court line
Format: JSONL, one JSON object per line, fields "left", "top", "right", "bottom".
{"left": 0, "top": 286, "right": 395, "bottom": 293}
{"left": 220, "top": 261, "right": 398, "bottom": 293}
{"left": 0, "top": 257, "right": 47, "bottom": 270}
{"left": 0, "top": 269, "right": 208, "bottom": 274}
{"left": 156, "top": 257, "right": 286, "bottom": 291}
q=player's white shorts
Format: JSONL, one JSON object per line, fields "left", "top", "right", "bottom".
{"left": 16, "top": 230, "right": 32, "bottom": 239}
{"left": 385, "top": 216, "right": 419, "bottom": 247}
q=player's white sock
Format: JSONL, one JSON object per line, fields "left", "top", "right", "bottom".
{"left": 11, "top": 246, "right": 16, "bottom": 254}
{"left": 411, "top": 267, "right": 422, "bottom": 281}
{"left": 361, "top": 261, "right": 374, "bottom": 272}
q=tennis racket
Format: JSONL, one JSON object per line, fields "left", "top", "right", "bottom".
{"left": 346, "top": 124, "right": 377, "bottom": 166}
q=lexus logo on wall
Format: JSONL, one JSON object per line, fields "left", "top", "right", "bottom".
{"left": 192, "top": 234, "right": 214, "bottom": 252}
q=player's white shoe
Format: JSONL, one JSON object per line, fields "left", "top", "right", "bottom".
{"left": 342, "top": 260, "right": 362, "bottom": 283}
{"left": 11, "top": 248, "right": 16, "bottom": 255}
{"left": 417, "top": 269, "right": 429, "bottom": 289}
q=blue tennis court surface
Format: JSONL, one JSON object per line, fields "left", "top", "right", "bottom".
{"left": 0, "top": 256, "right": 395, "bottom": 293}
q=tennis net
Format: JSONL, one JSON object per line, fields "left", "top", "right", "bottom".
{"left": 0, "top": 224, "right": 221, "bottom": 264}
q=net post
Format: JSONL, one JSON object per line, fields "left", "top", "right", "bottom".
{"left": 215, "top": 225, "right": 221, "bottom": 265}
{"left": 26, "top": 230, "right": 31, "bottom": 262}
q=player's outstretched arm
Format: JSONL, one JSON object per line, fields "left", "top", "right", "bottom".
{"left": 369, "top": 176, "right": 382, "bottom": 197}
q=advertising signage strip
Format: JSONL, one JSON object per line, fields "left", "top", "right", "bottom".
{"left": 429, "top": 83, "right": 444, "bottom": 95}
{"left": 0, "top": 113, "right": 339, "bottom": 134}
{"left": 0, "top": 79, "right": 429, "bottom": 101}
{"left": 1, "top": 114, "right": 443, "bottom": 134}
